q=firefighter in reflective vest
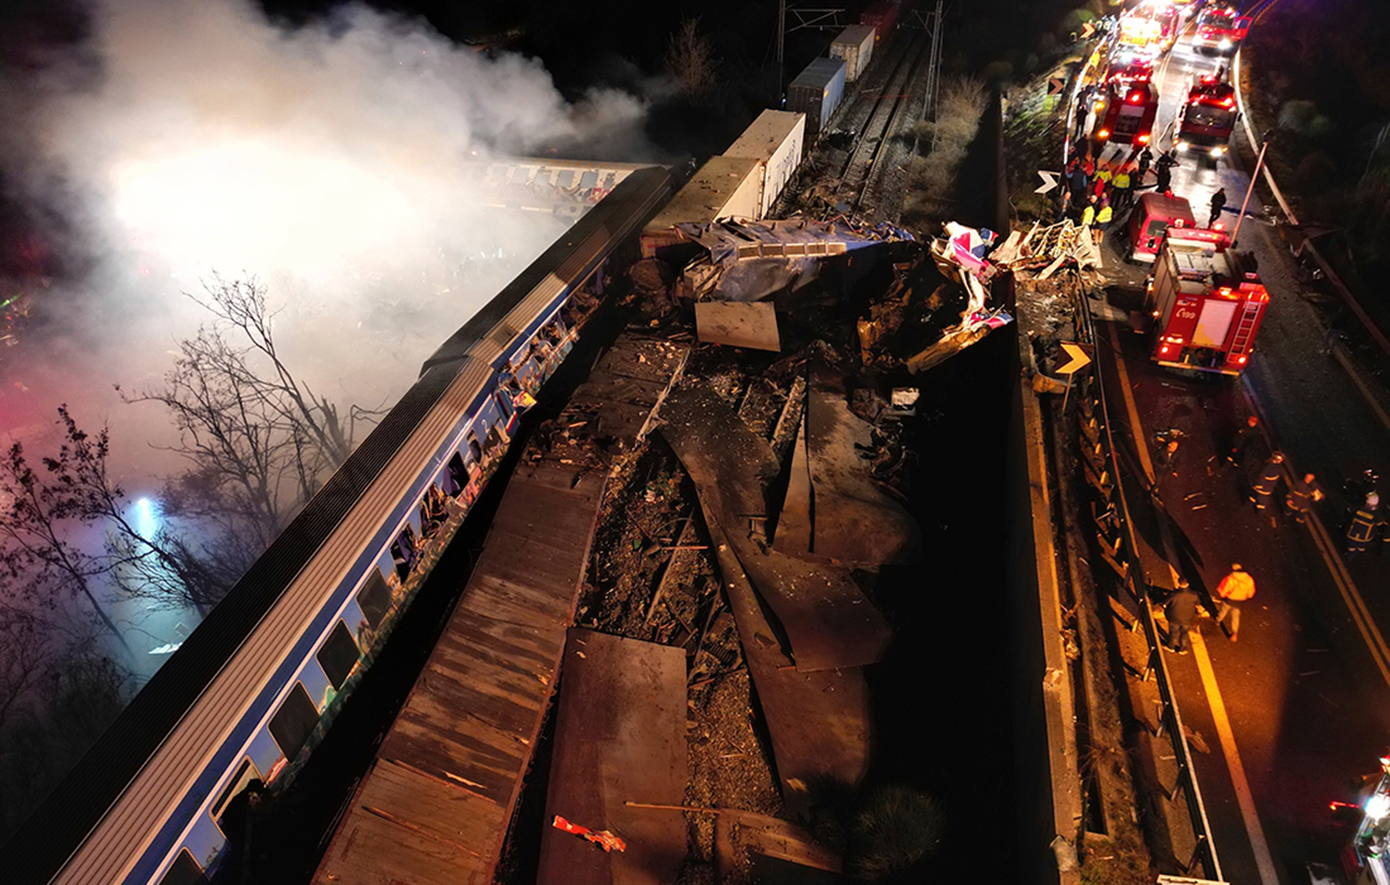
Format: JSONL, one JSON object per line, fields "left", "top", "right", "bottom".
{"left": 1215, "top": 563, "right": 1256, "bottom": 642}
{"left": 1346, "top": 492, "right": 1383, "bottom": 556}
{"left": 1249, "top": 451, "right": 1284, "bottom": 510}
{"left": 1285, "top": 472, "right": 1325, "bottom": 524}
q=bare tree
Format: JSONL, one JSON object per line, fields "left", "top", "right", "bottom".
{"left": 123, "top": 274, "right": 373, "bottom": 539}
{"left": 0, "top": 423, "right": 130, "bottom": 653}
{"left": 664, "top": 18, "right": 717, "bottom": 97}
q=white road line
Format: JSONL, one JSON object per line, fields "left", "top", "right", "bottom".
{"left": 1191, "top": 629, "right": 1281, "bottom": 885}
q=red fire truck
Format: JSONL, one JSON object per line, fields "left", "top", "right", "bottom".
{"left": 1194, "top": 4, "right": 1252, "bottom": 55}
{"left": 1144, "top": 226, "right": 1268, "bottom": 375}
{"left": 1174, "top": 74, "right": 1238, "bottom": 158}
{"left": 1116, "top": 3, "right": 1179, "bottom": 56}
{"left": 1102, "top": 47, "right": 1155, "bottom": 89}
{"left": 1093, "top": 81, "right": 1158, "bottom": 148}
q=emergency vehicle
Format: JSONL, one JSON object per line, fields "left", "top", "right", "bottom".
{"left": 1102, "top": 48, "right": 1155, "bottom": 88}
{"left": 1175, "top": 74, "right": 1238, "bottom": 158}
{"left": 1125, "top": 191, "right": 1196, "bottom": 264}
{"left": 1194, "top": 4, "right": 1251, "bottom": 54}
{"left": 1093, "top": 81, "right": 1158, "bottom": 148}
{"left": 1144, "top": 226, "right": 1268, "bottom": 374}
{"left": 1116, "top": 3, "right": 1179, "bottom": 56}
{"left": 1334, "top": 753, "right": 1390, "bottom": 885}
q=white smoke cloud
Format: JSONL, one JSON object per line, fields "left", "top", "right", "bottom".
{"left": 0, "top": 0, "right": 654, "bottom": 484}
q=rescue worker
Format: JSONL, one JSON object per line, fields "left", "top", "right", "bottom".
{"left": 1081, "top": 195, "right": 1097, "bottom": 227}
{"left": 1112, "top": 164, "right": 1134, "bottom": 211}
{"left": 1346, "top": 492, "right": 1383, "bottom": 557}
{"left": 1285, "top": 472, "right": 1326, "bottom": 524}
{"left": 1226, "top": 414, "right": 1259, "bottom": 467}
{"left": 1214, "top": 563, "right": 1256, "bottom": 642}
{"left": 1094, "top": 197, "right": 1114, "bottom": 245}
{"left": 1164, "top": 579, "right": 1200, "bottom": 654}
{"left": 1249, "top": 451, "right": 1284, "bottom": 510}
{"left": 1136, "top": 146, "right": 1154, "bottom": 185}
{"left": 1209, "top": 187, "right": 1227, "bottom": 227}
{"left": 1094, "top": 162, "right": 1114, "bottom": 200}
{"left": 1343, "top": 468, "right": 1380, "bottom": 532}
{"left": 1154, "top": 150, "right": 1178, "bottom": 193}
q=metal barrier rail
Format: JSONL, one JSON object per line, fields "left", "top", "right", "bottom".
{"left": 1070, "top": 290, "right": 1225, "bottom": 880}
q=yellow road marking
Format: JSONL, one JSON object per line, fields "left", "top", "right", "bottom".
{"left": 1191, "top": 629, "right": 1280, "bottom": 885}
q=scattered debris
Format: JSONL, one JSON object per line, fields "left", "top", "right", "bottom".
{"left": 550, "top": 817, "right": 627, "bottom": 853}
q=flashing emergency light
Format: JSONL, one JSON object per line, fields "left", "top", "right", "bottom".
{"left": 1217, "top": 287, "right": 1233, "bottom": 297}
{"left": 1235, "top": 355, "right": 1247, "bottom": 365}
{"left": 1127, "top": 90, "right": 1144, "bottom": 104}
{"left": 1159, "top": 344, "right": 1171, "bottom": 355}
{"left": 1367, "top": 793, "right": 1390, "bottom": 820}
{"left": 1137, "top": 133, "right": 1151, "bottom": 144}
{"left": 1097, "top": 128, "right": 1111, "bottom": 139}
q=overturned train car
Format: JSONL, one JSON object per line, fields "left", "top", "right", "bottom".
{"left": 6, "top": 165, "right": 674, "bottom": 885}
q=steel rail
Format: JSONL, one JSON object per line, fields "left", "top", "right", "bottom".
{"left": 1073, "top": 289, "right": 1225, "bottom": 881}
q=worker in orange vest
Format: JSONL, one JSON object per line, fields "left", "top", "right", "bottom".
{"left": 1214, "top": 563, "right": 1256, "bottom": 641}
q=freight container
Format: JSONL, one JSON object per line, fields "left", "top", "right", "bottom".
{"left": 786, "top": 57, "right": 847, "bottom": 137}
{"left": 640, "top": 156, "right": 762, "bottom": 257}
{"left": 860, "top": 0, "right": 899, "bottom": 42}
{"left": 830, "top": 24, "right": 876, "bottom": 82}
{"left": 723, "top": 110, "right": 806, "bottom": 218}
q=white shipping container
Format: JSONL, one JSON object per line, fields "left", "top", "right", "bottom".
{"left": 830, "top": 25, "right": 876, "bottom": 82}
{"left": 723, "top": 110, "right": 806, "bottom": 218}
{"left": 641, "top": 156, "right": 762, "bottom": 257}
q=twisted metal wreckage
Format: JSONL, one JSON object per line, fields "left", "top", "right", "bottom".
{"left": 653, "top": 217, "right": 1015, "bottom": 374}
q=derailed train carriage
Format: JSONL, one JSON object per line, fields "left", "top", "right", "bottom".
{"left": 7, "top": 165, "right": 674, "bottom": 885}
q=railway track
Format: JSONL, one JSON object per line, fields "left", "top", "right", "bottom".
{"left": 835, "top": 30, "right": 931, "bottom": 217}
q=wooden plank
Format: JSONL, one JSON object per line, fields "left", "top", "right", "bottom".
{"left": 314, "top": 760, "right": 503, "bottom": 885}
{"left": 803, "top": 367, "right": 919, "bottom": 566}
{"left": 695, "top": 301, "right": 782, "bottom": 352}
{"left": 661, "top": 387, "right": 891, "bottom": 671}
{"left": 536, "top": 630, "right": 687, "bottom": 885}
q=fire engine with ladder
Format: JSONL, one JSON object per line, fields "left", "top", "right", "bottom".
{"left": 1144, "top": 225, "right": 1268, "bottom": 375}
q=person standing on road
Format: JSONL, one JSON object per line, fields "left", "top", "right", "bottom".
{"left": 1250, "top": 451, "right": 1285, "bottom": 510}
{"left": 1136, "top": 146, "right": 1154, "bottom": 186}
{"left": 1082, "top": 194, "right": 1097, "bottom": 227}
{"left": 1094, "top": 197, "right": 1114, "bottom": 245}
{"left": 1285, "top": 472, "right": 1326, "bottom": 524}
{"left": 1113, "top": 164, "right": 1134, "bottom": 211}
{"left": 1165, "top": 579, "right": 1200, "bottom": 654}
{"left": 1343, "top": 468, "right": 1380, "bottom": 532}
{"left": 1347, "top": 492, "right": 1383, "bottom": 557}
{"left": 1226, "top": 415, "right": 1259, "bottom": 467}
{"left": 1209, "top": 187, "right": 1227, "bottom": 227}
{"left": 1154, "top": 150, "right": 1178, "bottom": 194}
{"left": 1215, "top": 564, "right": 1256, "bottom": 642}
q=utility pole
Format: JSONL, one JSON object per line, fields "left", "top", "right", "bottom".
{"left": 776, "top": 0, "right": 786, "bottom": 105}
{"left": 1231, "top": 129, "right": 1273, "bottom": 247}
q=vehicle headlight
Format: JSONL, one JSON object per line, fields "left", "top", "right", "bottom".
{"left": 1176, "top": 139, "right": 1189, "bottom": 150}
{"left": 1219, "top": 38, "right": 1232, "bottom": 49}
{"left": 1210, "top": 145, "right": 1227, "bottom": 157}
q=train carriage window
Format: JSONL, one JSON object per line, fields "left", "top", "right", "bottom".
{"left": 211, "top": 758, "right": 263, "bottom": 833}
{"left": 158, "top": 848, "right": 209, "bottom": 885}
{"left": 579, "top": 170, "right": 598, "bottom": 189}
{"left": 466, "top": 431, "right": 483, "bottom": 463}
{"left": 356, "top": 568, "right": 392, "bottom": 630}
{"left": 316, "top": 621, "right": 360, "bottom": 691}
{"left": 444, "top": 454, "right": 466, "bottom": 495}
{"left": 268, "top": 682, "right": 319, "bottom": 762}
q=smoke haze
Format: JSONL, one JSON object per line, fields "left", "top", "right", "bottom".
{"left": 0, "top": 0, "right": 653, "bottom": 485}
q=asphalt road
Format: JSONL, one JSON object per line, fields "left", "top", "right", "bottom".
{"left": 1083, "top": 24, "right": 1390, "bottom": 885}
